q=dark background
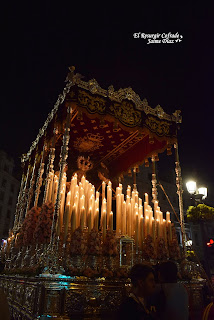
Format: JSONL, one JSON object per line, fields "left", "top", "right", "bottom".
{"left": 1, "top": 3, "right": 214, "bottom": 203}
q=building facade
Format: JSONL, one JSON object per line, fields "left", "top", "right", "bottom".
{"left": 0, "top": 150, "right": 20, "bottom": 240}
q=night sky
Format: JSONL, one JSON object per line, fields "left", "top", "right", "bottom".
{"left": 1, "top": 4, "right": 214, "bottom": 202}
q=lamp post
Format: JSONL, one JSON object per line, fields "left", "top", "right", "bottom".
{"left": 186, "top": 180, "right": 207, "bottom": 205}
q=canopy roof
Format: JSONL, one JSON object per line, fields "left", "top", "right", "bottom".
{"left": 21, "top": 66, "right": 182, "bottom": 178}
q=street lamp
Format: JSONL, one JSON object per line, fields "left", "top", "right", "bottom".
{"left": 186, "top": 181, "right": 197, "bottom": 194}
{"left": 186, "top": 180, "right": 208, "bottom": 205}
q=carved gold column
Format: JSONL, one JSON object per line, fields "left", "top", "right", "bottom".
{"left": 174, "top": 142, "right": 186, "bottom": 257}
{"left": 25, "top": 151, "right": 38, "bottom": 217}
{"left": 43, "top": 129, "right": 57, "bottom": 204}
{"left": 50, "top": 106, "right": 72, "bottom": 247}
{"left": 18, "top": 159, "right": 32, "bottom": 227}
{"left": 151, "top": 156, "right": 158, "bottom": 202}
{"left": 13, "top": 171, "right": 25, "bottom": 232}
{"left": 34, "top": 142, "right": 46, "bottom": 207}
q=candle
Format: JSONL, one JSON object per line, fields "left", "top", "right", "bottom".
{"left": 109, "top": 211, "right": 113, "bottom": 230}
{"left": 152, "top": 217, "right": 155, "bottom": 240}
{"left": 163, "top": 219, "right": 167, "bottom": 242}
{"left": 71, "top": 204, "right": 77, "bottom": 233}
{"left": 145, "top": 193, "right": 149, "bottom": 203}
{"left": 154, "top": 200, "right": 158, "bottom": 220}
{"left": 66, "top": 191, "right": 71, "bottom": 206}
{"left": 102, "top": 181, "right": 106, "bottom": 203}
{"left": 95, "top": 208, "right": 99, "bottom": 231}
{"left": 63, "top": 202, "right": 70, "bottom": 243}
{"left": 103, "top": 210, "right": 106, "bottom": 241}
{"left": 135, "top": 191, "right": 139, "bottom": 205}
{"left": 135, "top": 212, "right": 139, "bottom": 251}
{"left": 149, "top": 209, "right": 153, "bottom": 235}
{"left": 144, "top": 202, "right": 148, "bottom": 218}
{"left": 88, "top": 207, "right": 92, "bottom": 232}
{"left": 140, "top": 215, "right": 144, "bottom": 249}
{"left": 139, "top": 198, "right": 142, "bottom": 207}
{"left": 122, "top": 201, "right": 126, "bottom": 235}
{"left": 159, "top": 211, "right": 163, "bottom": 237}
{"left": 166, "top": 211, "right": 170, "bottom": 224}
{"left": 107, "top": 185, "right": 112, "bottom": 228}
{"left": 156, "top": 219, "right": 159, "bottom": 239}
{"left": 116, "top": 193, "right": 121, "bottom": 235}
{"left": 80, "top": 206, "right": 85, "bottom": 231}
{"left": 168, "top": 221, "right": 172, "bottom": 241}
{"left": 127, "top": 202, "right": 131, "bottom": 237}
{"left": 81, "top": 175, "right": 86, "bottom": 189}
{"left": 145, "top": 216, "right": 150, "bottom": 237}
{"left": 127, "top": 186, "right": 131, "bottom": 197}
{"left": 134, "top": 203, "right": 138, "bottom": 235}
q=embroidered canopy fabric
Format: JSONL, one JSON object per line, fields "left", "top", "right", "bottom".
{"left": 21, "top": 67, "right": 182, "bottom": 180}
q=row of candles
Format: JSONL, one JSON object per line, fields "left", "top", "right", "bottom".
{"left": 46, "top": 172, "right": 173, "bottom": 245}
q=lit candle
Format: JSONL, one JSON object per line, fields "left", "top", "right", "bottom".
{"left": 95, "top": 208, "right": 99, "bottom": 231}
{"left": 102, "top": 181, "right": 106, "bottom": 203}
{"left": 163, "top": 219, "right": 167, "bottom": 242}
{"left": 88, "top": 207, "right": 92, "bottom": 232}
{"left": 145, "top": 193, "right": 149, "bottom": 204}
{"left": 140, "top": 215, "right": 144, "bottom": 249}
{"left": 116, "top": 192, "right": 121, "bottom": 235}
{"left": 127, "top": 202, "right": 131, "bottom": 237}
{"left": 166, "top": 211, "right": 170, "bottom": 224}
{"left": 71, "top": 204, "right": 77, "bottom": 233}
{"left": 103, "top": 210, "right": 106, "bottom": 240}
{"left": 131, "top": 198, "right": 135, "bottom": 235}
{"left": 159, "top": 211, "right": 163, "bottom": 237}
{"left": 168, "top": 221, "right": 172, "bottom": 241}
{"left": 135, "top": 191, "right": 139, "bottom": 205}
{"left": 81, "top": 175, "right": 86, "bottom": 189}
{"left": 63, "top": 202, "right": 70, "bottom": 243}
{"left": 109, "top": 211, "right": 113, "bottom": 230}
{"left": 122, "top": 201, "right": 126, "bottom": 235}
{"left": 146, "top": 216, "right": 150, "bottom": 237}
{"left": 139, "top": 198, "right": 142, "bottom": 207}
{"left": 154, "top": 200, "right": 158, "bottom": 220}
{"left": 135, "top": 212, "right": 139, "bottom": 250}
{"left": 152, "top": 217, "right": 155, "bottom": 240}
{"left": 156, "top": 219, "right": 159, "bottom": 239}
{"left": 127, "top": 186, "right": 131, "bottom": 198}
{"left": 107, "top": 185, "right": 112, "bottom": 228}
{"left": 80, "top": 206, "right": 85, "bottom": 231}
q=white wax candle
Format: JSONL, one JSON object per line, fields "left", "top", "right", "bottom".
{"left": 135, "top": 191, "right": 139, "bottom": 205}
{"left": 135, "top": 212, "right": 139, "bottom": 250}
{"left": 163, "top": 219, "right": 167, "bottom": 242}
{"left": 145, "top": 193, "right": 149, "bottom": 203}
{"left": 159, "top": 212, "right": 163, "bottom": 237}
{"left": 166, "top": 211, "right": 170, "bottom": 224}
{"left": 71, "top": 204, "right": 77, "bottom": 233}
{"left": 131, "top": 198, "right": 135, "bottom": 236}
{"left": 156, "top": 219, "right": 159, "bottom": 239}
{"left": 140, "top": 215, "right": 144, "bottom": 249}
{"left": 107, "top": 186, "right": 112, "bottom": 229}
{"left": 139, "top": 198, "right": 142, "bottom": 207}
{"left": 127, "top": 202, "right": 131, "bottom": 237}
{"left": 94, "top": 208, "right": 99, "bottom": 231}
{"left": 81, "top": 175, "right": 86, "bottom": 189}
{"left": 127, "top": 186, "right": 131, "bottom": 198}
{"left": 66, "top": 191, "right": 71, "bottom": 206}
{"left": 88, "top": 207, "right": 92, "bottom": 232}
{"left": 102, "top": 181, "right": 106, "bottom": 203}
{"left": 122, "top": 201, "right": 126, "bottom": 235}
{"left": 145, "top": 216, "right": 150, "bottom": 237}
{"left": 152, "top": 217, "right": 155, "bottom": 240}
{"left": 116, "top": 193, "right": 121, "bottom": 235}
{"left": 109, "top": 211, "right": 113, "bottom": 230}
{"left": 154, "top": 201, "right": 158, "bottom": 220}
{"left": 103, "top": 210, "right": 106, "bottom": 240}
{"left": 168, "top": 221, "right": 172, "bottom": 241}
{"left": 80, "top": 206, "right": 85, "bottom": 231}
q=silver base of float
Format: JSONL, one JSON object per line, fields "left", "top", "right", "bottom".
{"left": 0, "top": 274, "right": 206, "bottom": 320}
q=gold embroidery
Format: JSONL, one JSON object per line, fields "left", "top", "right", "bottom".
{"left": 73, "top": 133, "right": 104, "bottom": 152}
{"left": 78, "top": 90, "right": 106, "bottom": 113}
{"left": 110, "top": 101, "right": 141, "bottom": 127}
{"left": 145, "top": 116, "right": 171, "bottom": 136}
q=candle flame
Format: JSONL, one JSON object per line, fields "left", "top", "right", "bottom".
{"left": 146, "top": 216, "right": 149, "bottom": 220}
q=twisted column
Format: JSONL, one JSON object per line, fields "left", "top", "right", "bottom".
{"left": 34, "top": 143, "right": 46, "bottom": 207}
{"left": 174, "top": 142, "right": 186, "bottom": 257}
{"left": 18, "top": 161, "right": 31, "bottom": 227}
{"left": 25, "top": 153, "right": 38, "bottom": 217}
{"left": 43, "top": 130, "right": 57, "bottom": 204}
{"left": 151, "top": 156, "right": 158, "bottom": 202}
{"left": 50, "top": 106, "right": 72, "bottom": 247}
{"left": 13, "top": 172, "right": 25, "bottom": 232}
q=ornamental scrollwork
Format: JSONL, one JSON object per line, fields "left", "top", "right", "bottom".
{"left": 78, "top": 90, "right": 106, "bottom": 114}
{"left": 145, "top": 116, "right": 171, "bottom": 136}
{"left": 109, "top": 101, "right": 141, "bottom": 127}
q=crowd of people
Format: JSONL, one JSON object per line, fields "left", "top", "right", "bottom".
{"left": 116, "top": 261, "right": 190, "bottom": 320}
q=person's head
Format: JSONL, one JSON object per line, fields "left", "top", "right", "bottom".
{"left": 129, "top": 264, "right": 155, "bottom": 298}
{"left": 158, "top": 261, "right": 178, "bottom": 283}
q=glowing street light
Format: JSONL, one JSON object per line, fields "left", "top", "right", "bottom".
{"left": 198, "top": 187, "right": 207, "bottom": 200}
{"left": 186, "top": 181, "right": 197, "bottom": 194}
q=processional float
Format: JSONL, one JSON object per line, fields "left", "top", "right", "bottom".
{"left": 0, "top": 67, "right": 205, "bottom": 320}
